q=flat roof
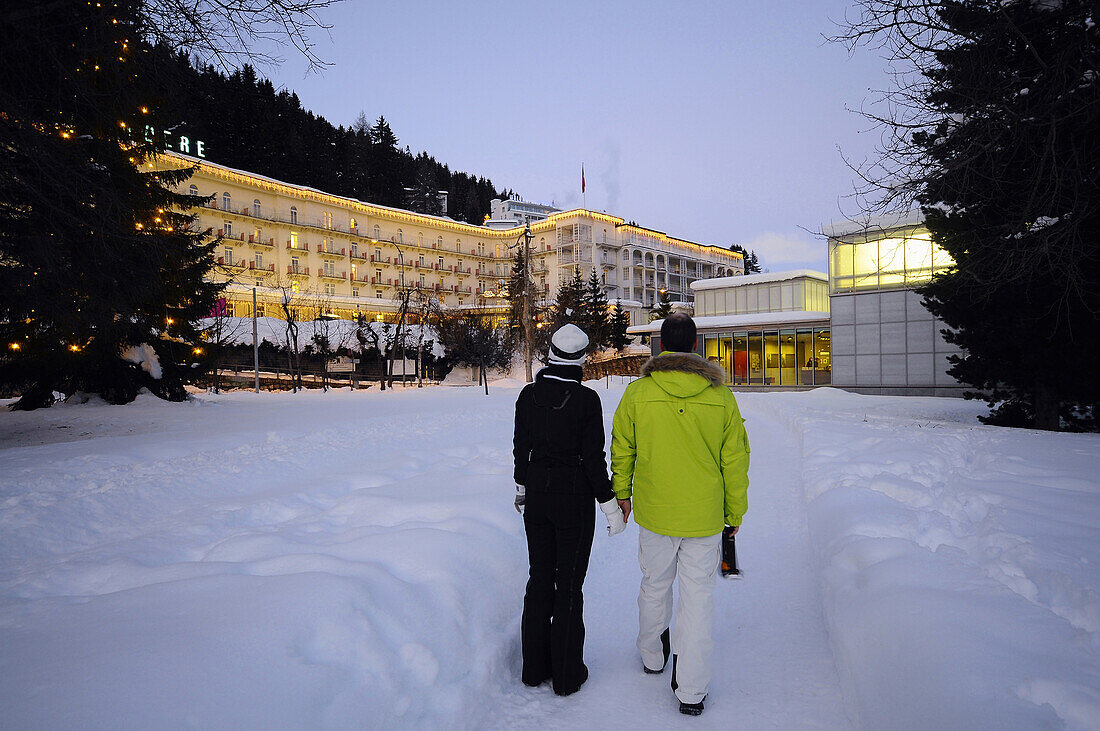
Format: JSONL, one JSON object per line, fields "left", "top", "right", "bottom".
{"left": 690, "top": 269, "right": 827, "bottom": 291}
{"left": 628, "top": 310, "right": 831, "bottom": 334}
{"left": 821, "top": 211, "right": 924, "bottom": 239}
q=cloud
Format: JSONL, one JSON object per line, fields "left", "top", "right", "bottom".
{"left": 742, "top": 231, "right": 828, "bottom": 272}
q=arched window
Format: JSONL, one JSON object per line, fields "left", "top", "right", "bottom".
{"left": 373, "top": 224, "right": 381, "bottom": 240}
{"left": 396, "top": 229, "right": 403, "bottom": 244}
{"left": 437, "top": 236, "right": 443, "bottom": 248}
{"left": 189, "top": 184, "right": 198, "bottom": 197}
{"left": 253, "top": 199, "right": 261, "bottom": 217}
{"left": 418, "top": 232, "right": 423, "bottom": 247}
{"left": 290, "top": 206, "right": 298, "bottom": 224}
{"left": 221, "top": 192, "right": 231, "bottom": 210}
{"left": 349, "top": 217, "right": 357, "bottom": 231}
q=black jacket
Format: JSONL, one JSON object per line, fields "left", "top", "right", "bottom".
{"left": 513, "top": 365, "right": 614, "bottom": 502}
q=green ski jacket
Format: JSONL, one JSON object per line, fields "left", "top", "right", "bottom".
{"left": 611, "top": 351, "right": 750, "bottom": 537}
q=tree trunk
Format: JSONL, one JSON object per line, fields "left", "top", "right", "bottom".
{"left": 1034, "top": 380, "right": 1060, "bottom": 431}
{"left": 482, "top": 363, "right": 488, "bottom": 395}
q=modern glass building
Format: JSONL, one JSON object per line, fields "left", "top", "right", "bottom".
{"left": 630, "top": 215, "right": 967, "bottom": 395}
{"left": 629, "top": 271, "right": 832, "bottom": 388}
{"left": 825, "top": 214, "right": 963, "bottom": 396}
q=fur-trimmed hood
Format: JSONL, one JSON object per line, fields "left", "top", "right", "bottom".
{"left": 640, "top": 352, "right": 726, "bottom": 395}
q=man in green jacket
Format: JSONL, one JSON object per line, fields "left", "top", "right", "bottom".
{"left": 611, "top": 312, "right": 750, "bottom": 716}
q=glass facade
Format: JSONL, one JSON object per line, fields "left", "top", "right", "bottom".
{"left": 829, "top": 227, "right": 954, "bottom": 294}
{"left": 694, "top": 327, "right": 831, "bottom": 387}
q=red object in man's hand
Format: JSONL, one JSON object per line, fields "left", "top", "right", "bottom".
{"left": 721, "top": 526, "right": 742, "bottom": 579}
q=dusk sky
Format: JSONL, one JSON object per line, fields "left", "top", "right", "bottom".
{"left": 264, "top": 1, "right": 891, "bottom": 272}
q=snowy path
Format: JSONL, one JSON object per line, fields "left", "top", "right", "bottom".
{"left": 2, "top": 385, "right": 1098, "bottom": 729}
{"left": 484, "top": 390, "right": 852, "bottom": 729}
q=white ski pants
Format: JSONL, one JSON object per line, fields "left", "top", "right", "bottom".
{"left": 637, "top": 525, "right": 722, "bottom": 705}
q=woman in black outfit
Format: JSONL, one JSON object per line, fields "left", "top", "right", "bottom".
{"left": 513, "top": 324, "right": 626, "bottom": 696}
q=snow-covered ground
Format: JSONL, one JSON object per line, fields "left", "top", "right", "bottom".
{"left": 1, "top": 385, "right": 1098, "bottom": 729}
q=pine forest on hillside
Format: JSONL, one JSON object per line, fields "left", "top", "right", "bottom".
{"left": 154, "top": 50, "right": 507, "bottom": 223}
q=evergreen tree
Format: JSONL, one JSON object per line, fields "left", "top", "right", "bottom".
{"left": 608, "top": 300, "right": 632, "bottom": 352}
{"left": 550, "top": 268, "right": 586, "bottom": 332}
{"left": 580, "top": 270, "right": 610, "bottom": 352}
{"left": 367, "top": 116, "right": 405, "bottom": 208}
{"left": 406, "top": 157, "right": 443, "bottom": 215}
{"left": 649, "top": 290, "right": 674, "bottom": 322}
{"left": 0, "top": 0, "right": 220, "bottom": 409}
{"left": 840, "top": 0, "right": 1099, "bottom": 430}
{"left": 729, "top": 245, "right": 762, "bottom": 274}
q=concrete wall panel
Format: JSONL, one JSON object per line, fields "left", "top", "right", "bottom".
{"left": 856, "top": 354, "right": 881, "bottom": 385}
{"left": 855, "top": 293, "right": 880, "bottom": 323}
{"left": 831, "top": 295, "right": 855, "bottom": 325}
{"left": 880, "top": 291, "right": 907, "bottom": 322}
{"left": 855, "top": 323, "right": 881, "bottom": 354}
{"left": 881, "top": 354, "right": 907, "bottom": 385}
{"left": 906, "top": 320, "right": 934, "bottom": 353}
{"left": 881, "top": 321, "right": 907, "bottom": 354}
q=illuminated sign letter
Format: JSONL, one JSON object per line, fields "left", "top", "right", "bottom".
{"left": 178, "top": 136, "right": 190, "bottom": 154}
{"left": 196, "top": 140, "right": 206, "bottom": 158}
{"left": 144, "top": 125, "right": 155, "bottom": 143}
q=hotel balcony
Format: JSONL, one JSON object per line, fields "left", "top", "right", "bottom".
{"left": 286, "top": 265, "right": 310, "bottom": 277}
{"left": 557, "top": 249, "right": 593, "bottom": 266}
{"left": 247, "top": 262, "right": 275, "bottom": 275}
{"left": 216, "top": 256, "right": 247, "bottom": 271}
{"left": 317, "top": 244, "right": 346, "bottom": 258}
{"left": 285, "top": 240, "right": 310, "bottom": 253}
{"left": 318, "top": 269, "right": 346, "bottom": 281}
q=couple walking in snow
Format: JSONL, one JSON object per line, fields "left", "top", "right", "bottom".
{"left": 512, "top": 314, "right": 751, "bottom": 716}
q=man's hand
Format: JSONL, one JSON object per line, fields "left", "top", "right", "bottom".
{"left": 726, "top": 525, "right": 739, "bottom": 536}
{"left": 617, "top": 498, "right": 631, "bottom": 523}
{"left": 514, "top": 485, "right": 526, "bottom": 515}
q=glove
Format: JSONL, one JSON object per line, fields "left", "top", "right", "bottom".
{"left": 514, "top": 485, "right": 526, "bottom": 515}
{"left": 600, "top": 498, "right": 626, "bottom": 536}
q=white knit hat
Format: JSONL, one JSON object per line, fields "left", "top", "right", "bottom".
{"left": 548, "top": 324, "right": 589, "bottom": 365}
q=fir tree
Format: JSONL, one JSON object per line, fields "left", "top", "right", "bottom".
{"left": 580, "top": 270, "right": 610, "bottom": 351}
{"left": 729, "top": 244, "right": 762, "bottom": 274}
{"left": 839, "top": 0, "right": 1099, "bottom": 430}
{"left": 406, "top": 157, "right": 443, "bottom": 215}
{"left": 649, "top": 290, "right": 674, "bottom": 322}
{"left": 608, "top": 300, "right": 632, "bottom": 352}
{"left": 550, "top": 268, "right": 586, "bottom": 332}
{"left": 0, "top": 0, "right": 220, "bottom": 409}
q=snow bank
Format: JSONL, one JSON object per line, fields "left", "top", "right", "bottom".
{"left": 760, "top": 390, "right": 1100, "bottom": 730}
{"left": 0, "top": 389, "right": 525, "bottom": 728}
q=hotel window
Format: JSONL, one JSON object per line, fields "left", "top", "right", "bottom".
{"left": 292, "top": 283, "right": 299, "bottom": 294}
{"left": 374, "top": 247, "right": 381, "bottom": 261}
{"left": 437, "top": 236, "right": 444, "bottom": 248}
{"left": 223, "top": 221, "right": 232, "bottom": 238}
{"left": 352, "top": 288, "right": 359, "bottom": 298}
{"left": 255, "top": 303, "right": 266, "bottom": 317}
{"left": 291, "top": 256, "right": 300, "bottom": 272}
{"left": 418, "top": 232, "right": 424, "bottom": 247}
{"left": 322, "top": 211, "right": 333, "bottom": 229}
{"left": 457, "top": 259, "right": 463, "bottom": 272}
{"left": 223, "top": 247, "right": 234, "bottom": 265}
{"left": 350, "top": 243, "right": 358, "bottom": 257}
{"left": 290, "top": 232, "right": 300, "bottom": 249}
{"left": 419, "top": 274, "right": 425, "bottom": 287}
{"left": 324, "top": 261, "right": 335, "bottom": 277}
{"left": 418, "top": 254, "right": 425, "bottom": 267}
{"left": 396, "top": 229, "right": 403, "bottom": 244}
{"left": 439, "top": 276, "right": 444, "bottom": 288}
{"left": 373, "top": 224, "right": 381, "bottom": 240}
{"left": 376, "top": 290, "right": 383, "bottom": 298}
{"left": 253, "top": 199, "right": 261, "bottom": 217}
{"left": 375, "top": 269, "right": 382, "bottom": 281}
{"left": 254, "top": 253, "right": 263, "bottom": 269}
{"left": 189, "top": 184, "right": 198, "bottom": 197}
{"left": 222, "top": 192, "right": 231, "bottom": 210}
{"left": 349, "top": 217, "right": 357, "bottom": 231}
{"left": 324, "top": 283, "right": 335, "bottom": 296}
{"left": 351, "top": 264, "right": 357, "bottom": 279}
{"left": 437, "top": 256, "right": 444, "bottom": 269}
{"left": 290, "top": 206, "right": 298, "bottom": 224}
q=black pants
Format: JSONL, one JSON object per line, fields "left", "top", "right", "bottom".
{"left": 521, "top": 491, "right": 595, "bottom": 694}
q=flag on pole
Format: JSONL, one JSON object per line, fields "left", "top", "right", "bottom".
{"left": 581, "top": 164, "right": 585, "bottom": 194}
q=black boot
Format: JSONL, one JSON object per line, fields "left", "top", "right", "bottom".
{"left": 643, "top": 627, "right": 671, "bottom": 674}
{"left": 679, "top": 696, "right": 706, "bottom": 716}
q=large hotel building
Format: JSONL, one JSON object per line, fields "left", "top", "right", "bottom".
{"left": 157, "top": 152, "right": 744, "bottom": 325}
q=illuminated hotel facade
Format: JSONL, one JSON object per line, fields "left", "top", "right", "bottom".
{"left": 157, "top": 153, "right": 743, "bottom": 325}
